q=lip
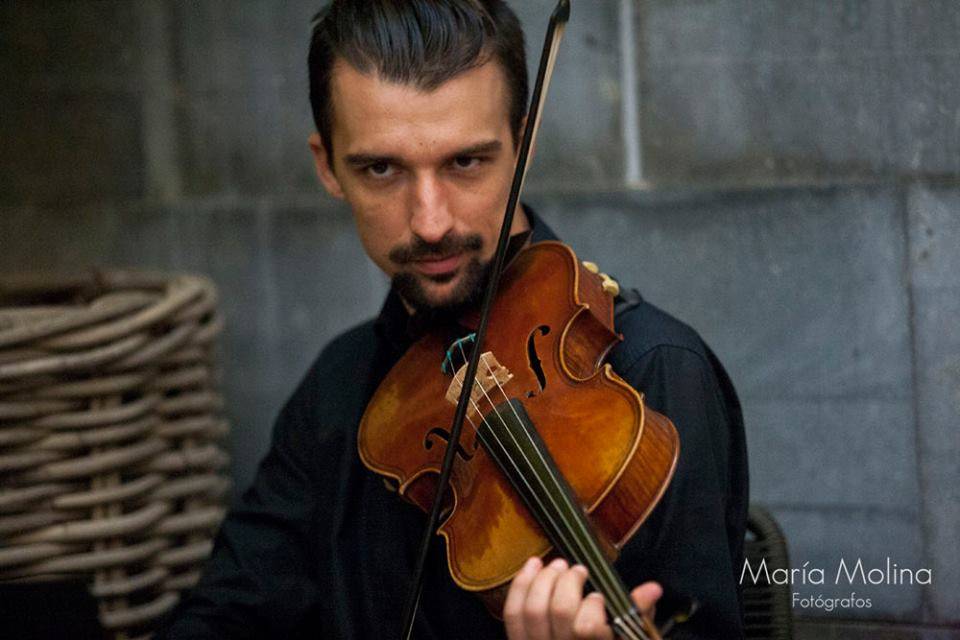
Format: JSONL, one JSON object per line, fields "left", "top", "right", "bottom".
{"left": 413, "top": 253, "right": 462, "bottom": 276}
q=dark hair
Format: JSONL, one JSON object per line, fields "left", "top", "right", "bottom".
{"left": 308, "top": 0, "right": 528, "bottom": 164}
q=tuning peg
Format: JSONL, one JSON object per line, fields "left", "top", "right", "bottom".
{"left": 599, "top": 273, "right": 620, "bottom": 297}
{"left": 581, "top": 260, "right": 599, "bottom": 274}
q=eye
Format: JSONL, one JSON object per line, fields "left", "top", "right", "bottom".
{"left": 366, "top": 161, "right": 396, "bottom": 178}
{"left": 452, "top": 156, "right": 482, "bottom": 171}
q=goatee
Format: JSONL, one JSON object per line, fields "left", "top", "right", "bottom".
{"left": 392, "top": 255, "right": 491, "bottom": 317}
{"left": 388, "top": 232, "right": 488, "bottom": 315}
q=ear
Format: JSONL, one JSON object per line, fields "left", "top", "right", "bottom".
{"left": 308, "top": 132, "right": 345, "bottom": 200}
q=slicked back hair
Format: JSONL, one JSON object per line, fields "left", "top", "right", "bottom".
{"left": 308, "top": 0, "right": 528, "bottom": 165}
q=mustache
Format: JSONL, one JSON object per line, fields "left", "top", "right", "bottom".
{"left": 388, "top": 233, "right": 483, "bottom": 265}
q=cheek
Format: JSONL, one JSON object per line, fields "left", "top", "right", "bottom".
{"left": 351, "top": 203, "right": 407, "bottom": 273}
{"left": 455, "top": 168, "right": 514, "bottom": 246}
{"left": 451, "top": 162, "right": 510, "bottom": 204}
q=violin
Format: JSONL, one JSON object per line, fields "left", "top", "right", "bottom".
{"left": 359, "top": 241, "right": 679, "bottom": 639}
{"left": 358, "top": 2, "right": 682, "bottom": 638}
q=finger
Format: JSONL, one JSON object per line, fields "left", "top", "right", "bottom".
{"left": 549, "top": 564, "right": 589, "bottom": 640}
{"left": 504, "top": 557, "right": 542, "bottom": 640}
{"left": 571, "top": 592, "right": 613, "bottom": 640}
{"left": 523, "top": 558, "right": 568, "bottom": 640}
{"left": 630, "top": 581, "right": 663, "bottom": 620}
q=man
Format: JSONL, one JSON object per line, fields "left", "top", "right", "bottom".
{"left": 159, "top": 1, "right": 748, "bottom": 638}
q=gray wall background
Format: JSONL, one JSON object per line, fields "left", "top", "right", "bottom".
{"left": 2, "top": 1, "right": 958, "bottom": 637}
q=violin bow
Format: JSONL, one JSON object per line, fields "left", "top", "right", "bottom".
{"left": 400, "top": 2, "right": 571, "bottom": 638}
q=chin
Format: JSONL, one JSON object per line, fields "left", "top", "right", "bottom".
{"left": 393, "top": 259, "right": 487, "bottom": 314}
{"left": 419, "top": 276, "right": 466, "bottom": 306}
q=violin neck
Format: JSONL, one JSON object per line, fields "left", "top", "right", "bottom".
{"left": 476, "top": 399, "right": 660, "bottom": 640}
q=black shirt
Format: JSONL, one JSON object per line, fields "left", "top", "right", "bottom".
{"left": 158, "top": 212, "right": 748, "bottom": 639}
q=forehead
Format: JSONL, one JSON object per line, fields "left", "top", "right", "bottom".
{"left": 328, "top": 59, "right": 513, "bottom": 159}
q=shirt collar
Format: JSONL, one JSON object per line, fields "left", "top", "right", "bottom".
{"left": 373, "top": 205, "right": 559, "bottom": 353}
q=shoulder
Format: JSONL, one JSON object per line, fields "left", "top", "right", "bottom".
{"left": 296, "top": 319, "right": 377, "bottom": 389}
{"left": 608, "top": 288, "right": 743, "bottom": 428}
{"left": 611, "top": 289, "right": 711, "bottom": 373}
{"left": 609, "top": 289, "right": 745, "bottom": 452}
{"left": 312, "top": 319, "right": 381, "bottom": 374}
{"left": 277, "top": 318, "right": 381, "bottom": 433}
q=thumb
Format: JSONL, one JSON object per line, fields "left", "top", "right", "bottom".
{"left": 630, "top": 581, "right": 663, "bottom": 619}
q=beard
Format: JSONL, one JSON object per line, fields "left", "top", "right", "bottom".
{"left": 391, "top": 255, "right": 491, "bottom": 315}
{"left": 389, "top": 233, "right": 489, "bottom": 315}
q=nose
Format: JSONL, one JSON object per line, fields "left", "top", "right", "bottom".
{"left": 408, "top": 172, "right": 454, "bottom": 245}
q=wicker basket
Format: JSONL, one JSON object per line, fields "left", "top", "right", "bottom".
{"left": 0, "top": 270, "right": 231, "bottom": 639}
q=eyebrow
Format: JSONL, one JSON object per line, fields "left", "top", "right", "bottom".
{"left": 343, "top": 140, "right": 503, "bottom": 168}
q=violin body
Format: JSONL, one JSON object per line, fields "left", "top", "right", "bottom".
{"left": 358, "top": 241, "right": 679, "bottom": 609}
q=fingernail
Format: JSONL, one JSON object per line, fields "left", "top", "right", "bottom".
{"left": 524, "top": 557, "right": 541, "bottom": 572}
{"left": 549, "top": 558, "right": 567, "bottom": 570}
{"left": 573, "top": 564, "right": 588, "bottom": 577}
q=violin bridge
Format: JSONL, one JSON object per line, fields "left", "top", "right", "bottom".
{"left": 445, "top": 352, "right": 513, "bottom": 421}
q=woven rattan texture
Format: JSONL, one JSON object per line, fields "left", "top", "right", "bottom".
{"left": 0, "top": 271, "right": 230, "bottom": 639}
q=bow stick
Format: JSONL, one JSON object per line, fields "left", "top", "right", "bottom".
{"left": 401, "top": 2, "right": 571, "bottom": 638}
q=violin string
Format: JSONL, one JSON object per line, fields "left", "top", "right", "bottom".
{"left": 446, "top": 367, "right": 643, "bottom": 635}
{"left": 475, "top": 355, "right": 641, "bottom": 626}
{"left": 474, "top": 356, "right": 618, "bottom": 592}
{"left": 455, "top": 346, "right": 637, "bottom": 628}
{"left": 616, "top": 614, "right": 648, "bottom": 640}
{"left": 463, "top": 344, "right": 633, "bottom": 619}
{"left": 459, "top": 347, "right": 596, "bottom": 559}
{"left": 450, "top": 348, "right": 592, "bottom": 572}
{"left": 448, "top": 351, "right": 649, "bottom": 640}
{"left": 448, "top": 361, "right": 583, "bottom": 565}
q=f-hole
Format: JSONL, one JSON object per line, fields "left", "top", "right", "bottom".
{"left": 424, "top": 428, "right": 476, "bottom": 461}
{"left": 526, "top": 325, "right": 551, "bottom": 397}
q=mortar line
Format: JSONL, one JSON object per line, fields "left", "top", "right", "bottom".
{"left": 619, "top": 0, "right": 642, "bottom": 187}
{"left": 139, "top": 0, "right": 183, "bottom": 204}
{"left": 899, "top": 183, "right": 932, "bottom": 623}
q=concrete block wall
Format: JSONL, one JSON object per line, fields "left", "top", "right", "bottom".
{"left": 2, "top": 2, "right": 957, "bottom": 636}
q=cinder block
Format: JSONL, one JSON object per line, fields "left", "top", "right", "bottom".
{"left": 169, "top": 205, "right": 283, "bottom": 491}
{"left": 0, "top": 1, "right": 142, "bottom": 85}
{"left": 639, "top": 2, "right": 893, "bottom": 66}
{"left": 529, "top": 186, "right": 920, "bottom": 510}
{"left": 795, "top": 618, "right": 960, "bottom": 640}
{"left": 267, "top": 202, "right": 388, "bottom": 396}
{"left": 513, "top": 1, "right": 626, "bottom": 190}
{"left": 746, "top": 397, "right": 918, "bottom": 509}
{"left": 111, "top": 205, "right": 181, "bottom": 269}
{"left": 886, "top": 52, "right": 960, "bottom": 176}
{"left": 169, "top": 1, "right": 320, "bottom": 196}
{"left": 911, "top": 287, "right": 960, "bottom": 625}
{"left": 908, "top": 186, "right": 960, "bottom": 290}
{"left": 170, "top": 0, "right": 315, "bottom": 94}
{"left": 173, "top": 88, "right": 317, "bottom": 197}
{"left": 529, "top": 186, "right": 912, "bottom": 402}
{"left": 0, "top": 206, "right": 123, "bottom": 271}
{"left": 771, "top": 507, "right": 924, "bottom": 620}
{"left": 0, "top": 92, "right": 144, "bottom": 206}
{"left": 636, "top": 1, "right": 960, "bottom": 185}
{"left": 0, "top": 2, "right": 147, "bottom": 206}
{"left": 908, "top": 184, "right": 960, "bottom": 624}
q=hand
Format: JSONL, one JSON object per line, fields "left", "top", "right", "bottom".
{"left": 503, "top": 556, "right": 662, "bottom": 640}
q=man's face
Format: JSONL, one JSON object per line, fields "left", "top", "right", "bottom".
{"left": 309, "top": 59, "right": 527, "bottom": 313}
